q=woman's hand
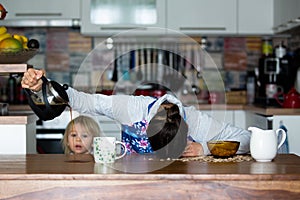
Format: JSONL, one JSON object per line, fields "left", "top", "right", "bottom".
{"left": 21, "top": 68, "right": 45, "bottom": 92}
{"left": 182, "top": 141, "right": 204, "bottom": 157}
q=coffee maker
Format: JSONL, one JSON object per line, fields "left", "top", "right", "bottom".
{"left": 255, "top": 40, "right": 294, "bottom": 107}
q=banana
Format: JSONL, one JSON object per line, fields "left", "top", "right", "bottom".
{"left": 0, "top": 26, "right": 7, "bottom": 35}
{"left": 13, "top": 34, "right": 23, "bottom": 43}
{"left": 0, "top": 33, "right": 11, "bottom": 42}
{"left": 20, "top": 35, "right": 28, "bottom": 44}
{"left": 13, "top": 34, "right": 29, "bottom": 49}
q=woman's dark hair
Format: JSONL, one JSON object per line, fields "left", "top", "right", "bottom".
{"left": 147, "top": 101, "right": 188, "bottom": 158}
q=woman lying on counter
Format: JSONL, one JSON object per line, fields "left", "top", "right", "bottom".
{"left": 22, "top": 68, "right": 250, "bottom": 158}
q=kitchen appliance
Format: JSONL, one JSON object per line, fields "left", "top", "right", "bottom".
{"left": 255, "top": 42, "right": 295, "bottom": 107}
{"left": 275, "top": 87, "right": 300, "bottom": 108}
{"left": 25, "top": 76, "right": 69, "bottom": 121}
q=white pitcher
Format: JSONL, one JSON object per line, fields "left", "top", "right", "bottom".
{"left": 248, "top": 127, "right": 287, "bottom": 162}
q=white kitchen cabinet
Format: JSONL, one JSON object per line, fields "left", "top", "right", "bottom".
{"left": 237, "top": 0, "right": 274, "bottom": 34}
{"left": 81, "top": 0, "right": 166, "bottom": 36}
{"left": 95, "top": 116, "right": 121, "bottom": 141}
{"left": 166, "top": 0, "right": 237, "bottom": 35}
{"left": 0, "top": 118, "right": 36, "bottom": 154}
{"left": 273, "top": 0, "right": 300, "bottom": 33}
{"left": 202, "top": 110, "right": 246, "bottom": 129}
{"left": 0, "top": 0, "right": 81, "bottom": 27}
{"left": 233, "top": 110, "right": 246, "bottom": 129}
{"left": 202, "top": 110, "right": 234, "bottom": 125}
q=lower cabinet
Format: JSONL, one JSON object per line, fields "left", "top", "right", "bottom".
{"left": 202, "top": 110, "right": 246, "bottom": 129}
{"left": 0, "top": 120, "right": 36, "bottom": 154}
{"left": 96, "top": 116, "right": 121, "bottom": 141}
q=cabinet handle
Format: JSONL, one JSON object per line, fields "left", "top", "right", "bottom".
{"left": 100, "top": 27, "right": 147, "bottom": 31}
{"left": 179, "top": 27, "right": 226, "bottom": 31}
{"left": 15, "top": 13, "right": 62, "bottom": 17}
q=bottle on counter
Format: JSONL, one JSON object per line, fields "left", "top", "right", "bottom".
{"left": 7, "top": 74, "right": 16, "bottom": 104}
{"left": 16, "top": 76, "right": 27, "bottom": 104}
{"left": 246, "top": 71, "right": 255, "bottom": 104}
{"left": 0, "top": 87, "right": 8, "bottom": 102}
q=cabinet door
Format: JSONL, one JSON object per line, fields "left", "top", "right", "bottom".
{"left": 238, "top": 0, "right": 274, "bottom": 34}
{"left": 81, "top": 0, "right": 166, "bottom": 36}
{"left": 273, "top": 0, "right": 300, "bottom": 32}
{"left": 233, "top": 110, "right": 246, "bottom": 129}
{"left": 202, "top": 110, "right": 234, "bottom": 125}
{"left": 166, "top": 0, "right": 237, "bottom": 34}
{"left": 95, "top": 116, "right": 121, "bottom": 141}
{"left": 273, "top": 115, "right": 300, "bottom": 156}
{"left": 2, "top": 0, "right": 80, "bottom": 19}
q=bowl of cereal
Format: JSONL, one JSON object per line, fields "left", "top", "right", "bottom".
{"left": 207, "top": 141, "right": 240, "bottom": 157}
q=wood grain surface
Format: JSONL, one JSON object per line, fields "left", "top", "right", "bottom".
{"left": 0, "top": 154, "right": 299, "bottom": 199}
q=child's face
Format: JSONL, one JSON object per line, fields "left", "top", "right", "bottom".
{"left": 68, "top": 123, "right": 93, "bottom": 154}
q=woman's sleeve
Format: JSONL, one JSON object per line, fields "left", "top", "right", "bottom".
{"left": 186, "top": 107, "right": 251, "bottom": 155}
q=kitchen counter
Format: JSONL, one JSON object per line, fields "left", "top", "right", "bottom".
{"left": 0, "top": 112, "right": 37, "bottom": 124}
{"left": 196, "top": 104, "right": 300, "bottom": 115}
{"left": 10, "top": 104, "right": 300, "bottom": 116}
{"left": 0, "top": 154, "right": 299, "bottom": 199}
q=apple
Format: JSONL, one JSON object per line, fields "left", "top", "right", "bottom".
{"left": 0, "top": 4, "right": 7, "bottom": 20}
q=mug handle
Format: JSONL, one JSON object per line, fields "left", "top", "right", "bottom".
{"left": 115, "top": 141, "right": 127, "bottom": 160}
{"left": 276, "top": 128, "right": 287, "bottom": 149}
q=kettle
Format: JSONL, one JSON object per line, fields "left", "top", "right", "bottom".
{"left": 275, "top": 87, "right": 300, "bottom": 108}
{"left": 25, "top": 76, "right": 69, "bottom": 120}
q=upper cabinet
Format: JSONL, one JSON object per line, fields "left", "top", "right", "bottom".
{"left": 273, "top": 0, "right": 300, "bottom": 33}
{"left": 237, "top": 0, "right": 274, "bottom": 35}
{"left": 0, "top": 0, "right": 80, "bottom": 27}
{"left": 166, "top": 0, "right": 237, "bottom": 35}
{"left": 80, "top": 0, "right": 166, "bottom": 36}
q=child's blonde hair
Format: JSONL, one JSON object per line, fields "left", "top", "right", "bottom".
{"left": 62, "top": 115, "right": 101, "bottom": 154}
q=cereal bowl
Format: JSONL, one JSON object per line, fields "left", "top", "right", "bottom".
{"left": 207, "top": 141, "right": 240, "bottom": 157}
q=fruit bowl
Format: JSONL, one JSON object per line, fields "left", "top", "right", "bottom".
{"left": 207, "top": 141, "right": 240, "bottom": 157}
{"left": 0, "top": 48, "right": 39, "bottom": 64}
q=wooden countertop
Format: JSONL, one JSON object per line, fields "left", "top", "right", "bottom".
{"left": 0, "top": 112, "right": 37, "bottom": 124}
{"left": 0, "top": 154, "right": 299, "bottom": 199}
{"left": 0, "top": 63, "right": 29, "bottom": 74}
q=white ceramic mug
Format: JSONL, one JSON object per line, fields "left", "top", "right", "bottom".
{"left": 93, "top": 137, "right": 127, "bottom": 164}
{"left": 248, "top": 127, "right": 287, "bottom": 162}
{"left": 265, "top": 84, "right": 283, "bottom": 98}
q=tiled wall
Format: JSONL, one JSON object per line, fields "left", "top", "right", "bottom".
{"left": 0, "top": 27, "right": 295, "bottom": 103}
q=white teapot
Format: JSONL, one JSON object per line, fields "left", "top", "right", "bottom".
{"left": 248, "top": 127, "right": 287, "bottom": 162}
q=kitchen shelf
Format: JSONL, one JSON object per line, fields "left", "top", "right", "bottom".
{"left": 0, "top": 64, "right": 30, "bottom": 74}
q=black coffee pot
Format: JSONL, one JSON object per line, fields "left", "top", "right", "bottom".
{"left": 25, "top": 76, "right": 69, "bottom": 121}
